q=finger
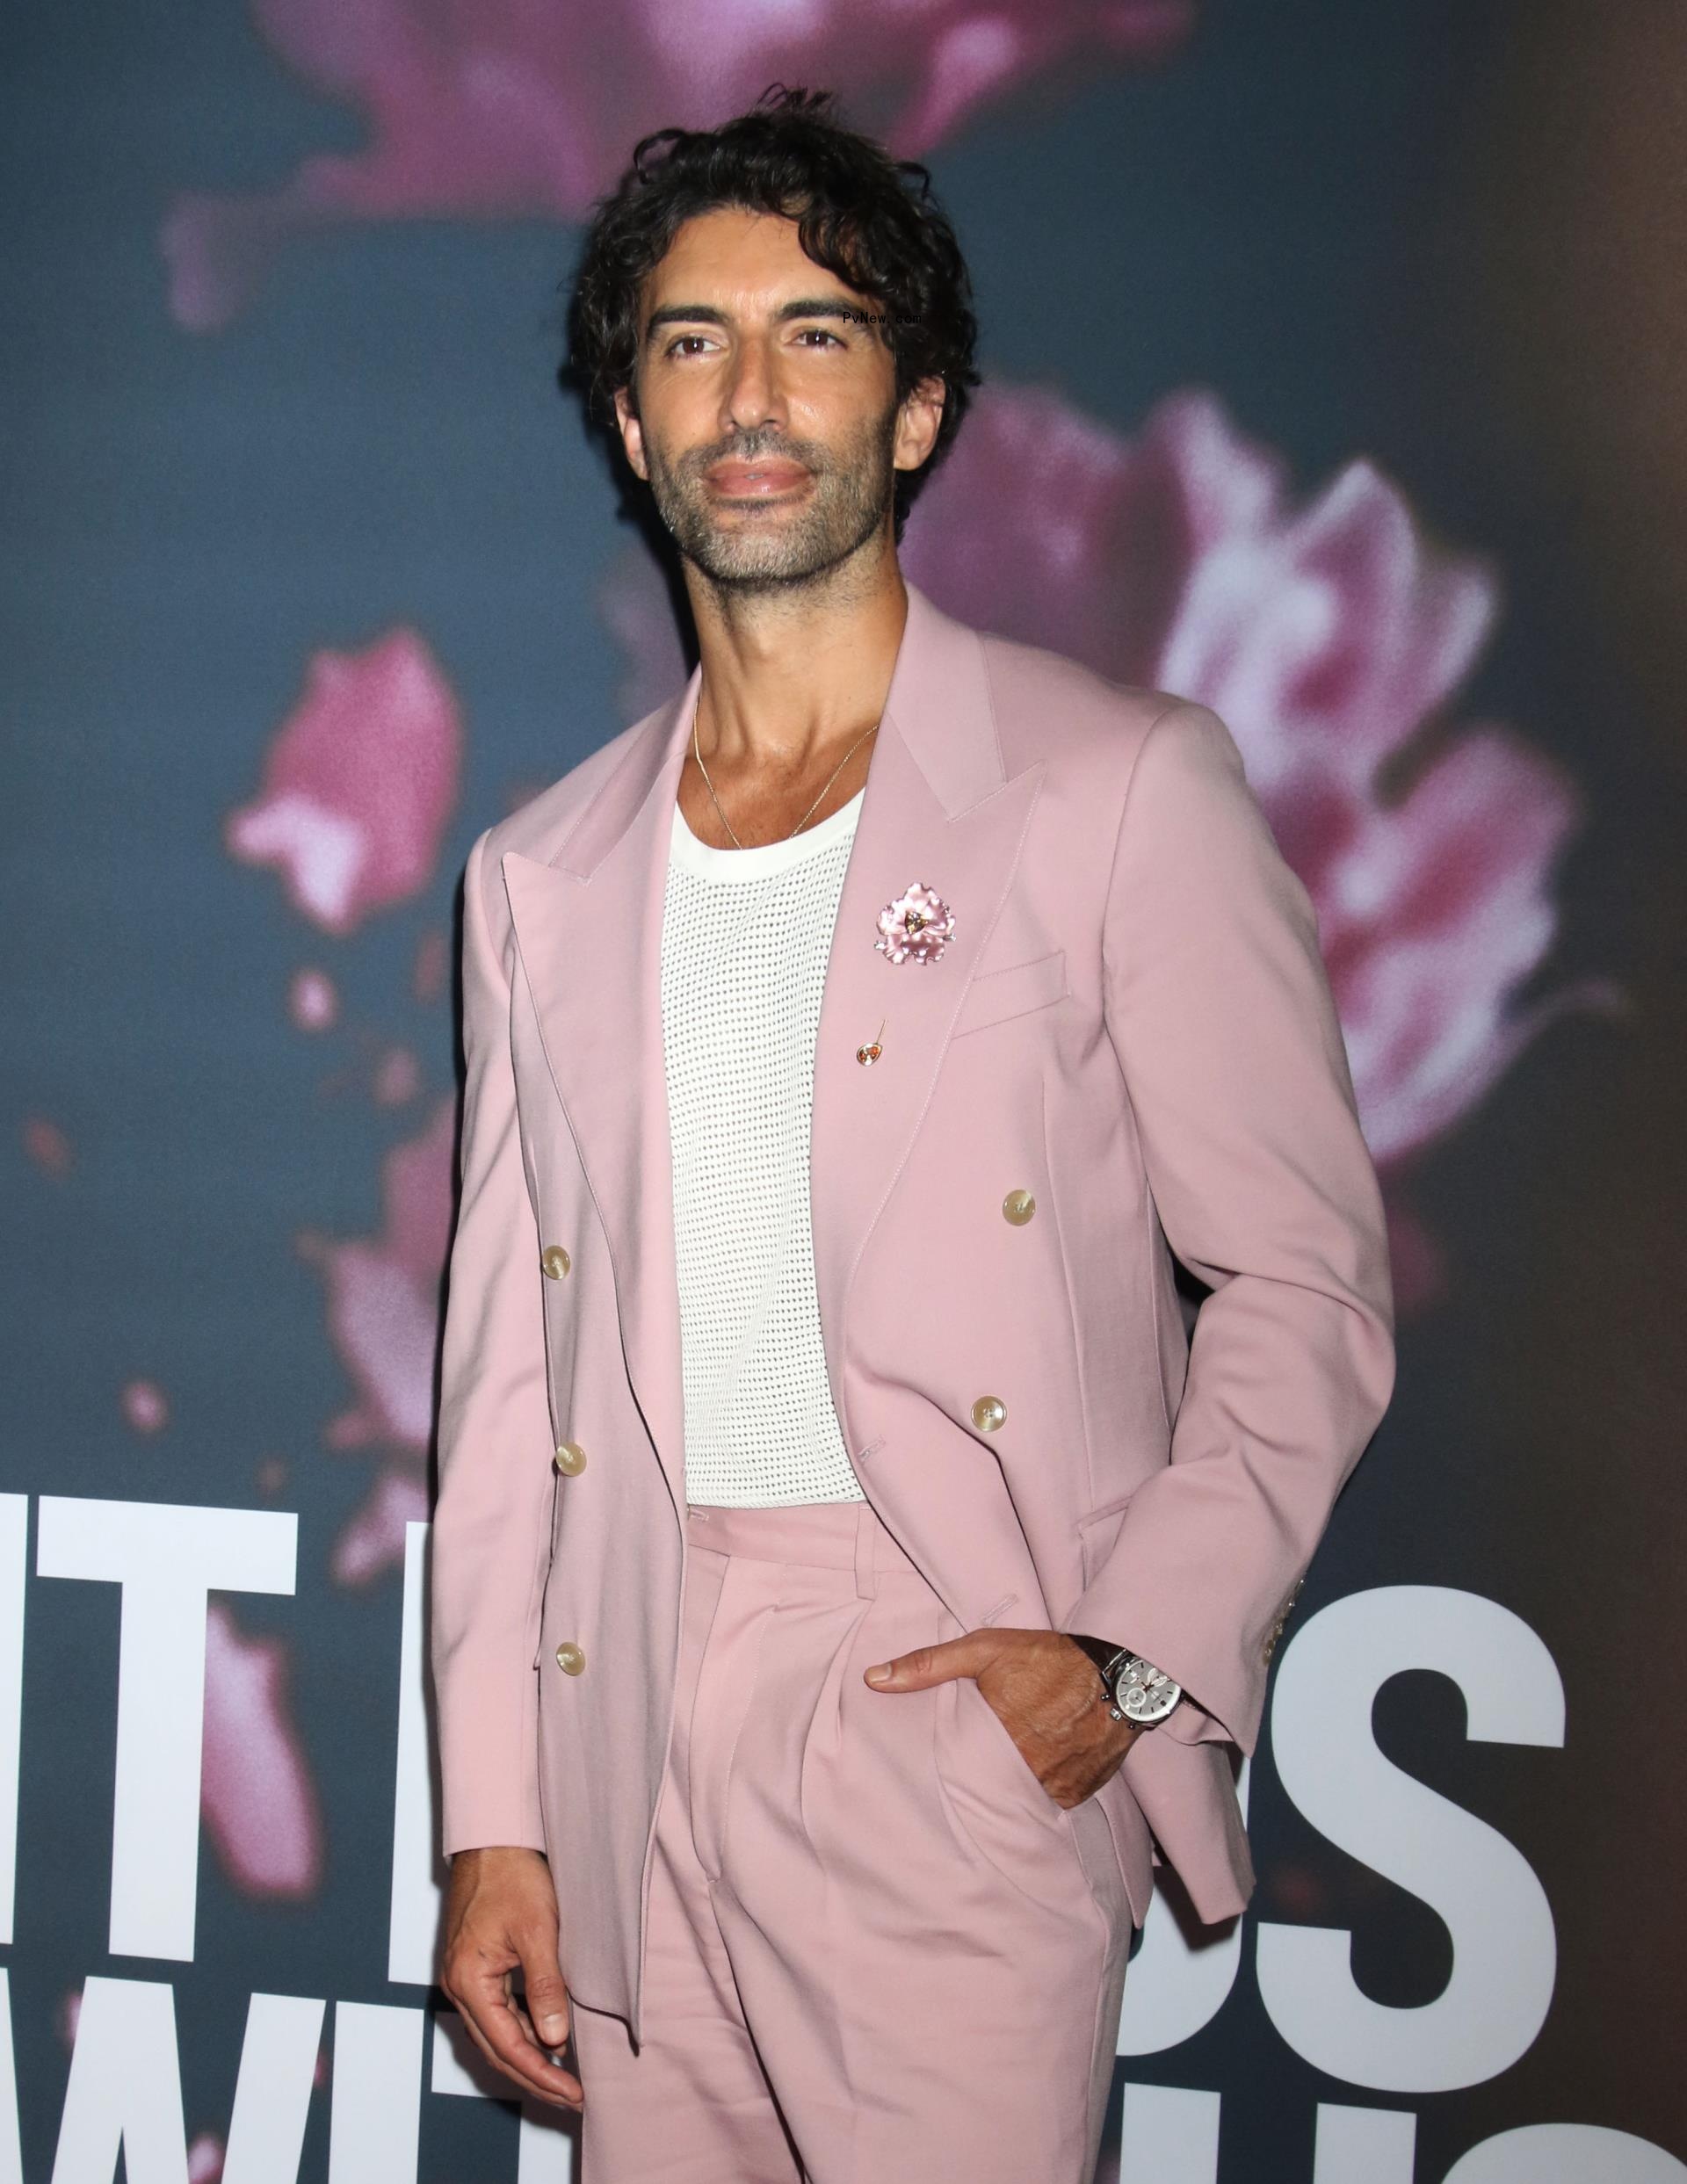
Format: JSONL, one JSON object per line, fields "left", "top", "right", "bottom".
{"left": 509, "top": 1992, "right": 585, "bottom": 2099}
{"left": 453, "top": 1993, "right": 579, "bottom": 2108}
{"left": 864, "top": 1632, "right": 989, "bottom": 1689}
{"left": 453, "top": 1967, "right": 583, "bottom": 2107}
{"left": 454, "top": 1996, "right": 583, "bottom": 2109}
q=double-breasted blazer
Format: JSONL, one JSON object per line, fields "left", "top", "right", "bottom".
{"left": 429, "top": 579, "right": 1396, "bottom": 2042}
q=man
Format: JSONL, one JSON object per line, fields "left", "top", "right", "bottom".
{"left": 430, "top": 84, "right": 1394, "bottom": 2184}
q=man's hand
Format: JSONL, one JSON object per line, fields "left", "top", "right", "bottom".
{"left": 864, "top": 1629, "right": 1139, "bottom": 1806}
{"left": 439, "top": 1846, "right": 583, "bottom": 2109}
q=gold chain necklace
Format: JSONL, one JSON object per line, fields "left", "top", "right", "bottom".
{"left": 691, "top": 697, "right": 878, "bottom": 850}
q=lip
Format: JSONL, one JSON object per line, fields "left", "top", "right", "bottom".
{"left": 706, "top": 459, "right": 809, "bottom": 497}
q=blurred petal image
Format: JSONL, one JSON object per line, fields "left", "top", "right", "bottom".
{"left": 900, "top": 385, "right": 1618, "bottom": 1175}
{"left": 202, "top": 1602, "right": 325, "bottom": 1898}
{"left": 120, "top": 1378, "right": 170, "bottom": 1436}
{"left": 162, "top": 0, "right": 1194, "bottom": 328}
{"left": 288, "top": 966, "right": 340, "bottom": 1031}
{"left": 226, "top": 629, "right": 463, "bottom": 937}
{"left": 301, "top": 1096, "right": 456, "bottom": 1584}
{"left": 21, "top": 1117, "right": 74, "bottom": 1176}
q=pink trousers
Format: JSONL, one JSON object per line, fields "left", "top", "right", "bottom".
{"left": 568, "top": 1496, "right": 1133, "bottom": 2184}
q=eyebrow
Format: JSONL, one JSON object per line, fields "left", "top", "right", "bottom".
{"left": 642, "top": 297, "right": 872, "bottom": 344}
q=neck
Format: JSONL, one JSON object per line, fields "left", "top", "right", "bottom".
{"left": 682, "top": 540, "right": 908, "bottom": 774}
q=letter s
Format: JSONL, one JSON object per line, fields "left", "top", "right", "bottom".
{"left": 1256, "top": 1586, "right": 1563, "bottom": 2093}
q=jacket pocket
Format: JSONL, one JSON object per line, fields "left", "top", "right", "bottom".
{"left": 952, "top": 947, "right": 1068, "bottom": 1038}
{"left": 1075, "top": 1488, "right": 1139, "bottom": 1591}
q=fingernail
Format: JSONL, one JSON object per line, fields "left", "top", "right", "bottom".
{"left": 539, "top": 2015, "right": 565, "bottom": 2042}
{"left": 865, "top": 1663, "right": 891, "bottom": 1684}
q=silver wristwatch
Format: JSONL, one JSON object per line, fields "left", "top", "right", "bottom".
{"left": 1066, "top": 1632, "right": 1183, "bottom": 1725}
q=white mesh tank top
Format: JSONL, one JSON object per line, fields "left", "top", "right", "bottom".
{"left": 660, "top": 783, "right": 867, "bottom": 1505}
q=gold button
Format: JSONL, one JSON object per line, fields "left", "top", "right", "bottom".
{"left": 554, "top": 1641, "right": 585, "bottom": 1674}
{"left": 554, "top": 1442, "right": 587, "bottom": 1475}
{"left": 1002, "top": 1189, "right": 1036, "bottom": 1225}
{"left": 541, "top": 1245, "right": 571, "bottom": 1280}
{"left": 971, "top": 1394, "right": 1007, "bottom": 1432}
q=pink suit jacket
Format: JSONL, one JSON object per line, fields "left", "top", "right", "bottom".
{"left": 429, "top": 580, "right": 1396, "bottom": 2041}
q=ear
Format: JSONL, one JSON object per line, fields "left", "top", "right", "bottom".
{"left": 612, "top": 384, "right": 649, "bottom": 481}
{"left": 893, "top": 375, "right": 947, "bottom": 475}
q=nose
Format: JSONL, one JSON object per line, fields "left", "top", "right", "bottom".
{"left": 721, "top": 335, "right": 784, "bottom": 436}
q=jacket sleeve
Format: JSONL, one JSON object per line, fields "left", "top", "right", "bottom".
{"left": 429, "top": 825, "right": 557, "bottom": 1855}
{"left": 1060, "top": 700, "right": 1396, "bottom": 1756}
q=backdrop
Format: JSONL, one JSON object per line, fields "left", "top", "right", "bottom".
{"left": 5, "top": 0, "right": 1685, "bottom": 2178}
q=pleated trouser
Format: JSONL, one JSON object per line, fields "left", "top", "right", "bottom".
{"left": 568, "top": 1494, "right": 1133, "bottom": 2184}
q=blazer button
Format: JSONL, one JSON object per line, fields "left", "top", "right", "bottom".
{"left": 554, "top": 1641, "right": 585, "bottom": 1674}
{"left": 554, "top": 1442, "right": 587, "bottom": 1475}
{"left": 1002, "top": 1189, "right": 1036, "bottom": 1225}
{"left": 971, "top": 1394, "right": 1007, "bottom": 1432}
{"left": 541, "top": 1245, "right": 572, "bottom": 1280}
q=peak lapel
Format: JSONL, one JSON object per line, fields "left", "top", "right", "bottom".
{"left": 807, "top": 586, "right": 1046, "bottom": 1456}
{"left": 500, "top": 666, "right": 701, "bottom": 1520}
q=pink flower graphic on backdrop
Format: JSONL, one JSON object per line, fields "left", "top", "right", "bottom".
{"left": 226, "top": 629, "right": 462, "bottom": 937}
{"left": 162, "top": 0, "right": 1194, "bottom": 329}
{"left": 289, "top": 966, "right": 340, "bottom": 1031}
{"left": 202, "top": 1602, "right": 324, "bottom": 1897}
{"left": 21, "top": 1116, "right": 74, "bottom": 1175}
{"left": 300, "top": 1095, "right": 456, "bottom": 1583}
{"left": 603, "top": 382, "right": 1621, "bottom": 1305}
{"left": 901, "top": 385, "right": 1621, "bottom": 1184}
{"left": 120, "top": 1378, "right": 170, "bottom": 1435}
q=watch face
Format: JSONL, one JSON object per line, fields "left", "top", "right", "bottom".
{"left": 1119, "top": 1660, "right": 1181, "bottom": 1723}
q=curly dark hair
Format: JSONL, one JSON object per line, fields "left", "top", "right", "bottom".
{"left": 561, "top": 84, "right": 981, "bottom": 542}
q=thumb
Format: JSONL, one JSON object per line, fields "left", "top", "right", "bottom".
{"left": 865, "top": 1638, "right": 973, "bottom": 1690}
{"left": 522, "top": 1954, "right": 571, "bottom": 2048}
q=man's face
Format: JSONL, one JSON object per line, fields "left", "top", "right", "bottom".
{"left": 613, "top": 207, "right": 944, "bottom": 594}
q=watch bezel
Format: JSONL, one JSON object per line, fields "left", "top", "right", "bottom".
{"left": 1111, "top": 1653, "right": 1182, "bottom": 1725}
{"left": 1065, "top": 1632, "right": 1184, "bottom": 1725}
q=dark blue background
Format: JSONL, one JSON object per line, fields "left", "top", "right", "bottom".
{"left": 4, "top": 0, "right": 1682, "bottom": 2173}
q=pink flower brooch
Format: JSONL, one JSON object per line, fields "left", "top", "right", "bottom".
{"left": 875, "top": 880, "right": 955, "bottom": 965}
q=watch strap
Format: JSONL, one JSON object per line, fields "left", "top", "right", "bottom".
{"left": 1066, "top": 1631, "right": 1131, "bottom": 1689}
